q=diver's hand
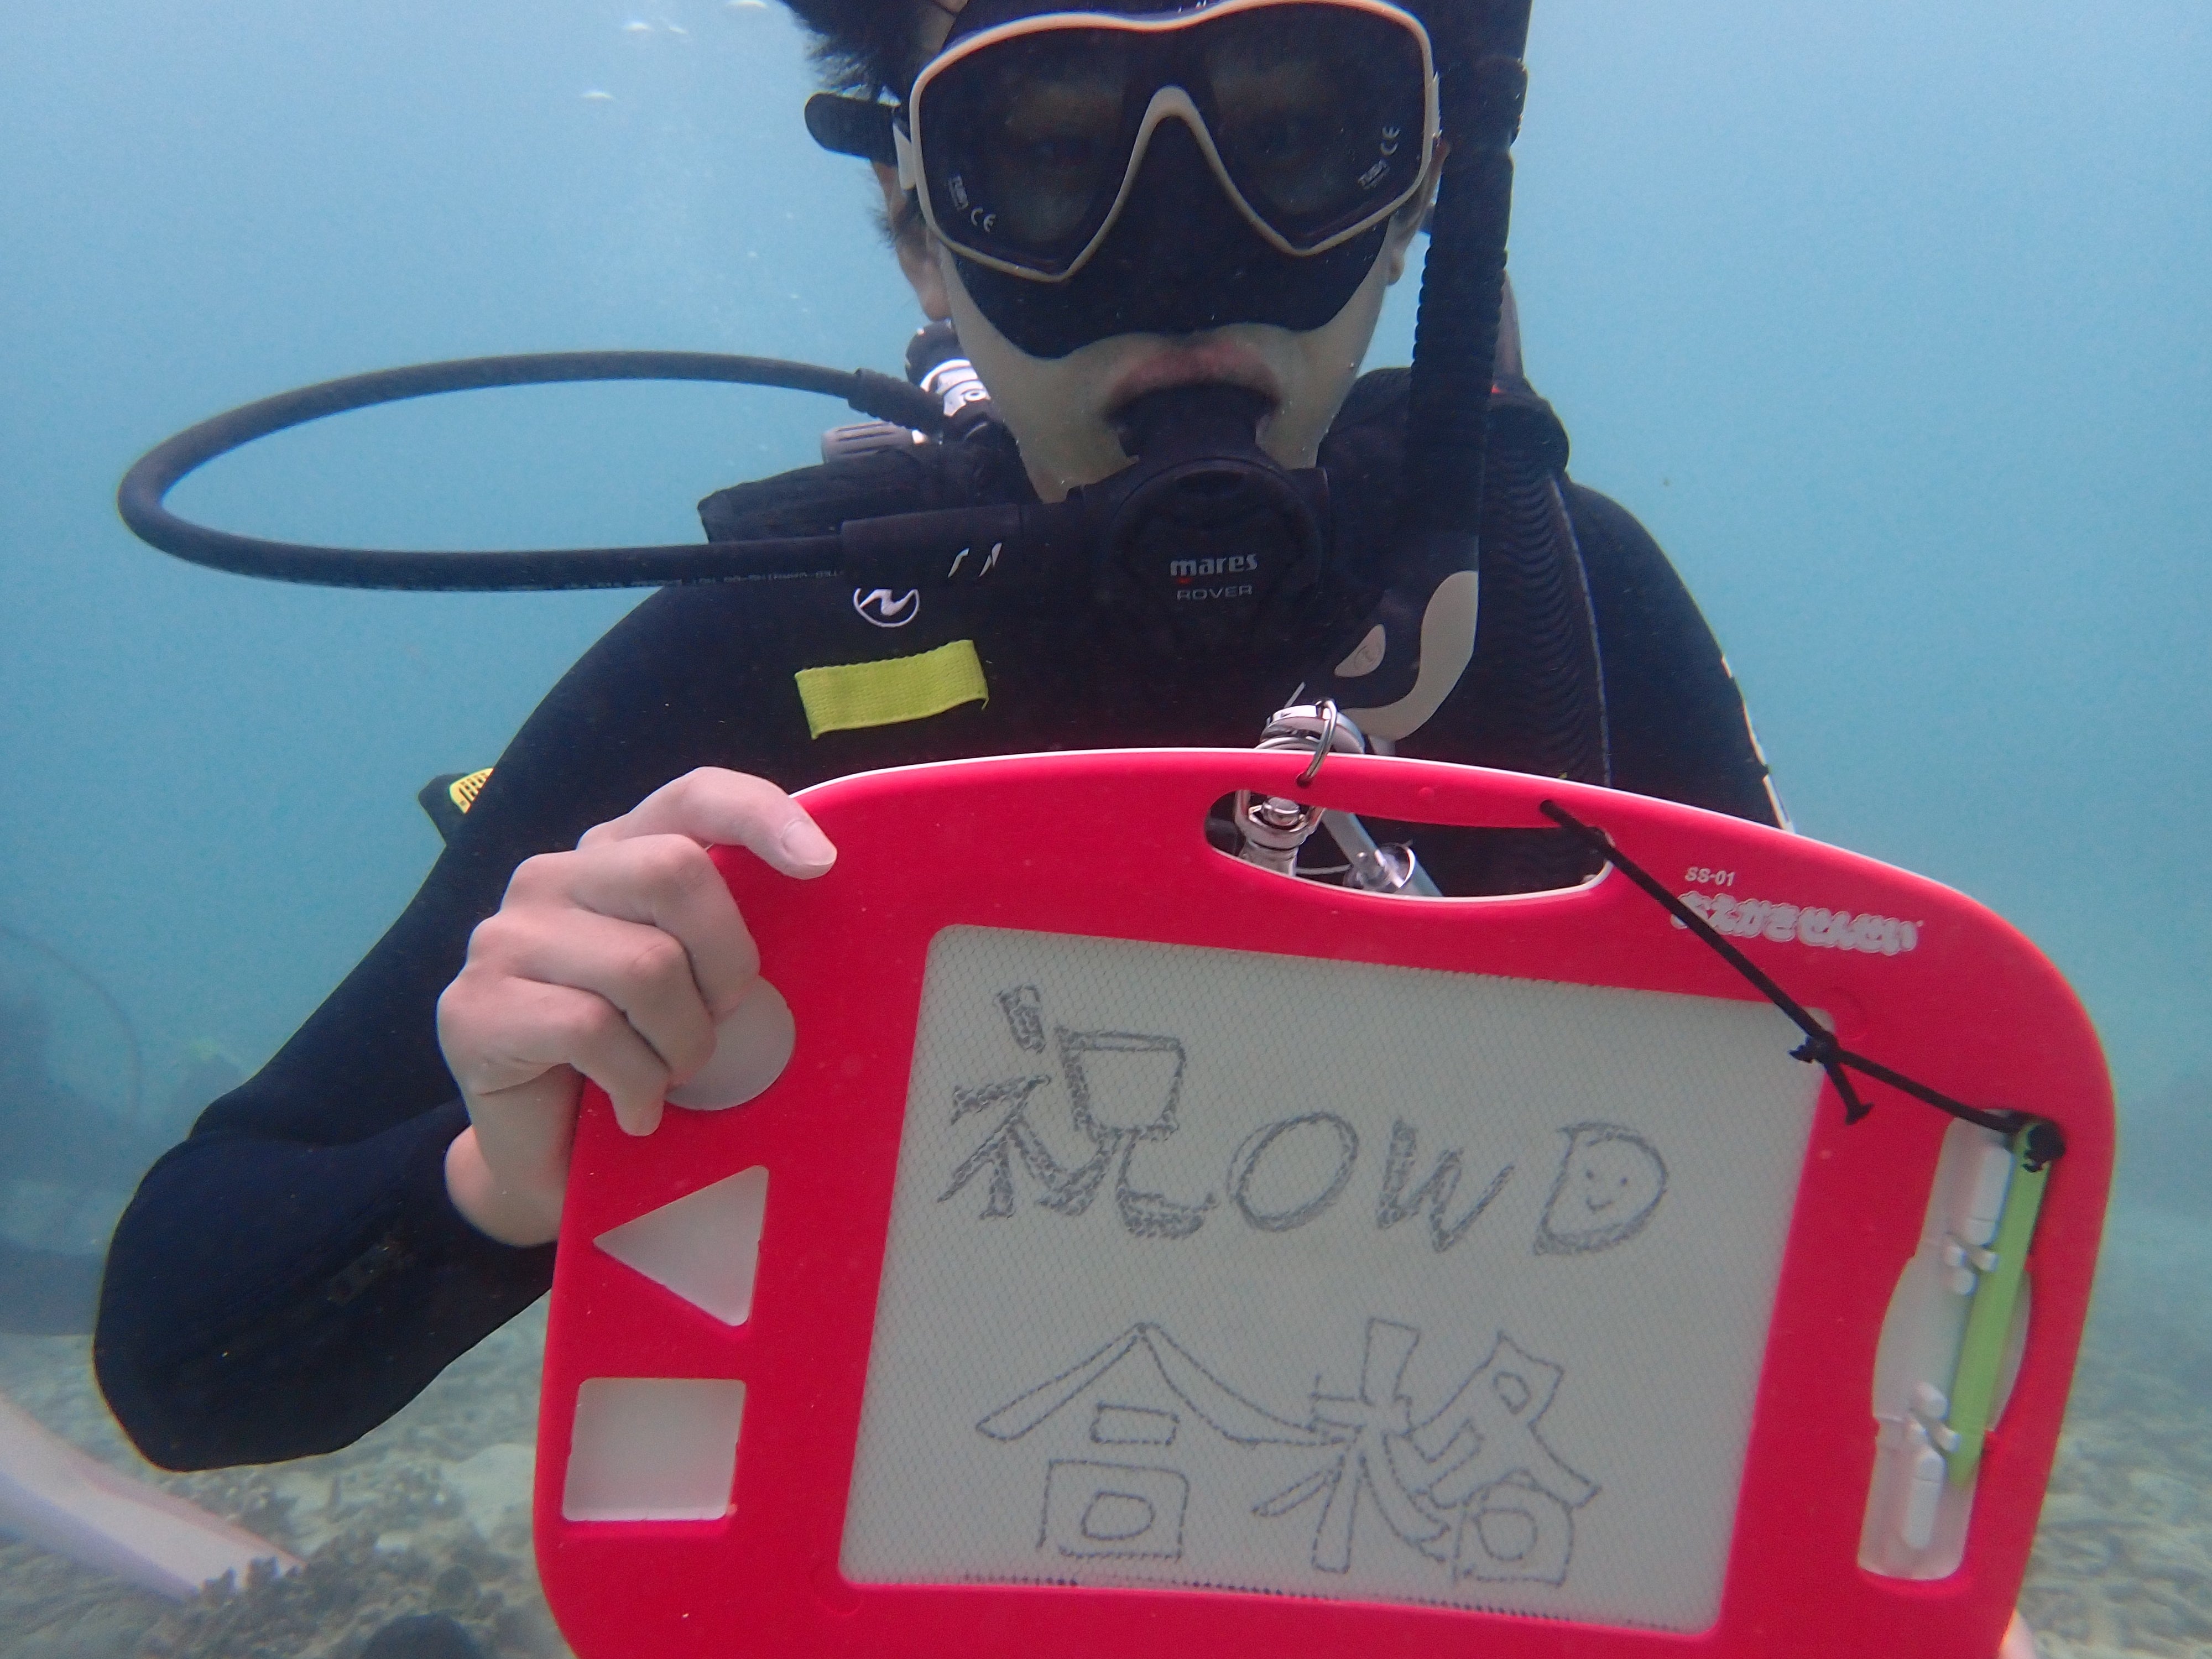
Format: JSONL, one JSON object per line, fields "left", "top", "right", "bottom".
{"left": 437, "top": 768, "right": 836, "bottom": 1246}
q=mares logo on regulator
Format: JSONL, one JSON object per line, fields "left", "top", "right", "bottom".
{"left": 1170, "top": 551, "right": 1260, "bottom": 604}
{"left": 1090, "top": 383, "right": 1326, "bottom": 647}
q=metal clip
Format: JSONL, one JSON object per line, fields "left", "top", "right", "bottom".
{"left": 1297, "top": 698, "right": 1340, "bottom": 786}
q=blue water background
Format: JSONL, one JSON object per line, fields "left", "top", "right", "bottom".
{"left": 2, "top": 2, "right": 2206, "bottom": 1139}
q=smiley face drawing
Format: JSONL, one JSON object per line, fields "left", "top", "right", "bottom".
{"left": 1533, "top": 1123, "right": 1668, "bottom": 1256}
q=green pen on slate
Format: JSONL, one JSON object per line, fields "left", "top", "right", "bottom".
{"left": 1943, "top": 1124, "right": 2053, "bottom": 1487}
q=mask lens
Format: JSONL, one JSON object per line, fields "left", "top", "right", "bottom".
{"left": 1202, "top": 6, "right": 1430, "bottom": 247}
{"left": 914, "top": 2, "right": 1430, "bottom": 277}
{"left": 919, "top": 33, "right": 1135, "bottom": 274}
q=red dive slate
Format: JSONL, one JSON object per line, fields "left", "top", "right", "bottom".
{"left": 536, "top": 749, "right": 2110, "bottom": 1659}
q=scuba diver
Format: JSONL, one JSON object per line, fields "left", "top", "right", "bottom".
{"left": 95, "top": 0, "right": 1783, "bottom": 1468}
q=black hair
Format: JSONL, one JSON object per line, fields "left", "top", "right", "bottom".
{"left": 778, "top": 0, "right": 928, "bottom": 98}
{"left": 778, "top": 1, "right": 1487, "bottom": 105}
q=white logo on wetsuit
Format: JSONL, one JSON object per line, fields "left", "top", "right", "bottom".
{"left": 853, "top": 587, "right": 921, "bottom": 628}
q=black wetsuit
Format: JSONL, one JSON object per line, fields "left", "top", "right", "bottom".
{"left": 94, "top": 372, "right": 1778, "bottom": 1469}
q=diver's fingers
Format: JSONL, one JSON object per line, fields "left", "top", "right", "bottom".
{"left": 451, "top": 1068, "right": 578, "bottom": 1206}
{"left": 581, "top": 767, "right": 837, "bottom": 880}
{"left": 508, "top": 834, "right": 761, "bottom": 1016}
{"left": 440, "top": 974, "right": 671, "bottom": 1137}
{"left": 490, "top": 907, "right": 721, "bottom": 1082}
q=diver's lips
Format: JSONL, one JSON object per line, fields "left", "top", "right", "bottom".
{"left": 1105, "top": 343, "right": 1281, "bottom": 419}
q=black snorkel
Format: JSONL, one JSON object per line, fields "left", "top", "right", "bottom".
{"left": 1304, "top": 0, "right": 1528, "bottom": 739}
{"left": 116, "top": 0, "right": 1531, "bottom": 741}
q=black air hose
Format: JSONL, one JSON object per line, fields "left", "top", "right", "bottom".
{"left": 116, "top": 353, "right": 940, "bottom": 590}
{"left": 1396, "top": 415, "right": 1610, "bottom": 898}
{"left": 1469, "top": 436, "right": 1610, "bottom": 789}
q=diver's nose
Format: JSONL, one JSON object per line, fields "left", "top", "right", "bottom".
{"left": 1088, "top": 118, "right": 1268, "bottom": 337}
{"left": 1128, "top": 98, "right": 1214, "bottom": 180}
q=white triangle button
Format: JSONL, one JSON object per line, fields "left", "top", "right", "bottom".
{"left": 594, "top": 1166, "right": 769, "bottom": 1326}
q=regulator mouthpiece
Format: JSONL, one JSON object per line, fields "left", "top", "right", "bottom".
{"left": 1086, "top": 383, "right": 1327, "bottom": 650}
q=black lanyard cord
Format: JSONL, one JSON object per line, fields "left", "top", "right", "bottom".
{"left": 1538, "top": 800, "right": 2065, "bottom": 1171}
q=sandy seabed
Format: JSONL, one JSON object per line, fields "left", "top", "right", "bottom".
{"left": 2015, "top": 1208, "right": 2212, "bottom": 1659}
{"left": 0, "top": 1303, "right": 566, "bottom": 1659}
{"left": 0, "top": 1210, "right": 2204, "bottom": 1659}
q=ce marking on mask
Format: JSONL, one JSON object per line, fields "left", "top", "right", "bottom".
{"left": 1359, "top": 124, "right": 1405, "bottom": 191}
{"left": 947, "top": 173, "right": 998, "bottom": 236}
{"left": 854, "top": 587, "right": 921, "bottom": 628}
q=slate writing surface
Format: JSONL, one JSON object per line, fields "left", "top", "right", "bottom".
{"left": 841, "top": 927, "right": 1823, "bottom": 1632}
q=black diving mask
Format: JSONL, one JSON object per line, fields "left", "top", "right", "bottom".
{"left": 896, "top": 0, "right": 1438, "bottom": 283}
{"left": 803, "top": 0, "right": 1441, "bottom": 357}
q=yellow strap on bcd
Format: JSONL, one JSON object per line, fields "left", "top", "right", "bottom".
{"left": 794, "top": 639, "right": 988, "bottom": 739}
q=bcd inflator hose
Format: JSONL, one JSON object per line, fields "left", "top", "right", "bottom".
{"left": 116, "top": 352, "right": 944, "bottom": 591}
